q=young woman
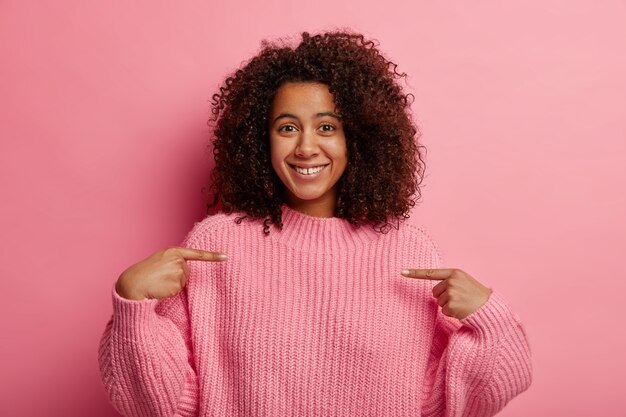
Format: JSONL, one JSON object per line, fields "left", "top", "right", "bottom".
{"left": 99, "top": 31, "right": 532, "bottom": 417}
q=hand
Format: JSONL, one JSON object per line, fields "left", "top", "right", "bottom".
{"left": 401, "top": 268, "right": 492, "bottom": 320}
{"left": 115, "top": 247, "right": 227, "bottom": 300}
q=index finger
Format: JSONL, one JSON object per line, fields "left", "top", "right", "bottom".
{"left": 177, "top": 247, "right": 228, "bottom": 262}
{"left": 401, "top": 268, "right": 453, "bottom": 280}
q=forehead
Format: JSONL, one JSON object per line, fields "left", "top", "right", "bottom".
{"left": 270, "top": 82, "right": 337, "bottom": 115}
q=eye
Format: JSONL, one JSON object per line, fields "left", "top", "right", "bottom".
{"left": 278, "top": 125, "right": 298, "bottom": 133}
{"left": 319, "top": 123, "right": 336, "bottom": 132}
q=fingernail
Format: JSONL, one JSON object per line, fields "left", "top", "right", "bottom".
{"left": 217, "top": 253, "right": 228, "bottom": 260}
{"left": 401, "top": 269, "right": 410, "bottom": 276}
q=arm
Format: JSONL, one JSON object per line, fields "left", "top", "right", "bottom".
{"left": 421, "top": 291, "right": 533, "bottom": 416}
{"left": 98, "top": 287, "right": 199, "bottom": 417}
{"left": 418, "top": 239, "right": 532, "bottom": 416}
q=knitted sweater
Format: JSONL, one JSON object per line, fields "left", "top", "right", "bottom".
{"left": 98, "top": 205, "right": 532, "bottom": 417}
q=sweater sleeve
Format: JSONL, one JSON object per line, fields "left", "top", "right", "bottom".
{"left": 98, "top": 228, "right": 205, "bottom": 417}
{"left": 420, "top": 249, "right": 532, "bottom": 416}
{"left": 98, "top": 286, "right": 199, "bottom": 417}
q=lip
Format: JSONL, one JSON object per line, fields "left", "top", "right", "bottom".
{"left": 288, "top": 163, "right": 330, "bottom": 169}
{"left": 288, "top": 163, "right": 330, "bottom": 180}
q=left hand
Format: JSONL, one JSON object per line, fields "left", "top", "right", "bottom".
{"left": 401, "top": 268, "right": 492, "bottom": 320}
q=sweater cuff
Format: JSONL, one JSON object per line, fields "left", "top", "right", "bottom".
{"left": 111, "top": 284, "right": 160, "bottom": 340}
{"left": 459, "top": 290, "right": 522, "bottom": 342}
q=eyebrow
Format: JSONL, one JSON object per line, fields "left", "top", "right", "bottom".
{"left": 272, "top": 112, "right": 341, "bottom": 123}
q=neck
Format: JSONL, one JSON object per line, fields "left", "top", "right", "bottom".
{"left": 284, "top": 191, "right": 337, "bottom": 218}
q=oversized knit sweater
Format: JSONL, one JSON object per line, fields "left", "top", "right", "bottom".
{"left": 98, "top": 205, "right": 532, "bottom": 417}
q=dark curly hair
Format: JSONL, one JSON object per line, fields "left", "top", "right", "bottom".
{"left": 207, "top": 30, "right": 426, "bottom": 234}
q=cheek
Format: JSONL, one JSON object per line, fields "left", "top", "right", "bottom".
{"left": 269, "top": 138, "right": 287, "bottom": 176}
{"left": 332, "top": 139, "right": 348, "bottom": 169}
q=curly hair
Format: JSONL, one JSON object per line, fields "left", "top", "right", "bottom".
{"left": 207, "top": 30, "right": 426, "bottom": 234}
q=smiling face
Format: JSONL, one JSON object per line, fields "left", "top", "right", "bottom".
{"left": 269, "top": 82, "right": 348, "bottom": 217}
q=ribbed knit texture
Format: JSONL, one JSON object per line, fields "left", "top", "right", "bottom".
{"left": 98, "top": 205, "right": 532, "bottom": 416}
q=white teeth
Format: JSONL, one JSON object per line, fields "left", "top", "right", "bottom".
{"left": 293, "top": 165, "right": 325, "bottom": 175}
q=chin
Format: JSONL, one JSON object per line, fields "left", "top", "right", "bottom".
{"left": 291, "top": 191, "right": 326, "bottom": 202}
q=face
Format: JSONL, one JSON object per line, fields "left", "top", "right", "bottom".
{"left": 269, "top": 82, "right": 348, "bottom": 217}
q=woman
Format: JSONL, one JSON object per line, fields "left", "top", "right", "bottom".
{"left": 99, "top": 31, "right": 532, "bottom": 416}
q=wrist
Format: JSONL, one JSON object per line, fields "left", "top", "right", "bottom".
{"left": 115, "top": 275, "right": 146, "bottom": 300}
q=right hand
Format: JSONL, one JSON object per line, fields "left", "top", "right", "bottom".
{"left": 115, "top": 247, "right": 228, "bottom": 300}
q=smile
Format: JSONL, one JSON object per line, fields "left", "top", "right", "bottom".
{"left": 289, "top": 164, "right": 329, "bottom": 175}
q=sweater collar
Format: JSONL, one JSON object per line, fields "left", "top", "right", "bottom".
{"left": 269, "top": 204, "right": 382, "bottom": 253}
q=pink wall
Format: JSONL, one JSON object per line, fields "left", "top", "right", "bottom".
{"left": 1, "top": 1, "right": 625, "bottom": 416}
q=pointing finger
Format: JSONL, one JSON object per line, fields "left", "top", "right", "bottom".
{"left": 176, "top": 247, "right": 228, "bottom": 262}
{"left": 401, "top": 268, "right": 454, "bottom": 280}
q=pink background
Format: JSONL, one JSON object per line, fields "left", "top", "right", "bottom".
{"left": 1, "top": 1, "right": 625, "bottom": 416}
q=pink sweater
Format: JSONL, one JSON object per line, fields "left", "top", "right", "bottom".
{"left": 98, "top": 205, "right": 532, "bottom": 416}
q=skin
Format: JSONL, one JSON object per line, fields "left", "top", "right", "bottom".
{"left": 116, "top": 82, "right": 491, "bottom": 317}
{"left": 401, "top": 268, "right": 492, "bottom": 319}
{"left": 115, "top": 247, "right": 227, "bottom": 300}
{"left": 269, "top": 82, "right": 348, "bottom": 218}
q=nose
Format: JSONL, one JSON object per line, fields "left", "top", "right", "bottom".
{"left": 294, "top": 129, "right": 319, "bottom": 158}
